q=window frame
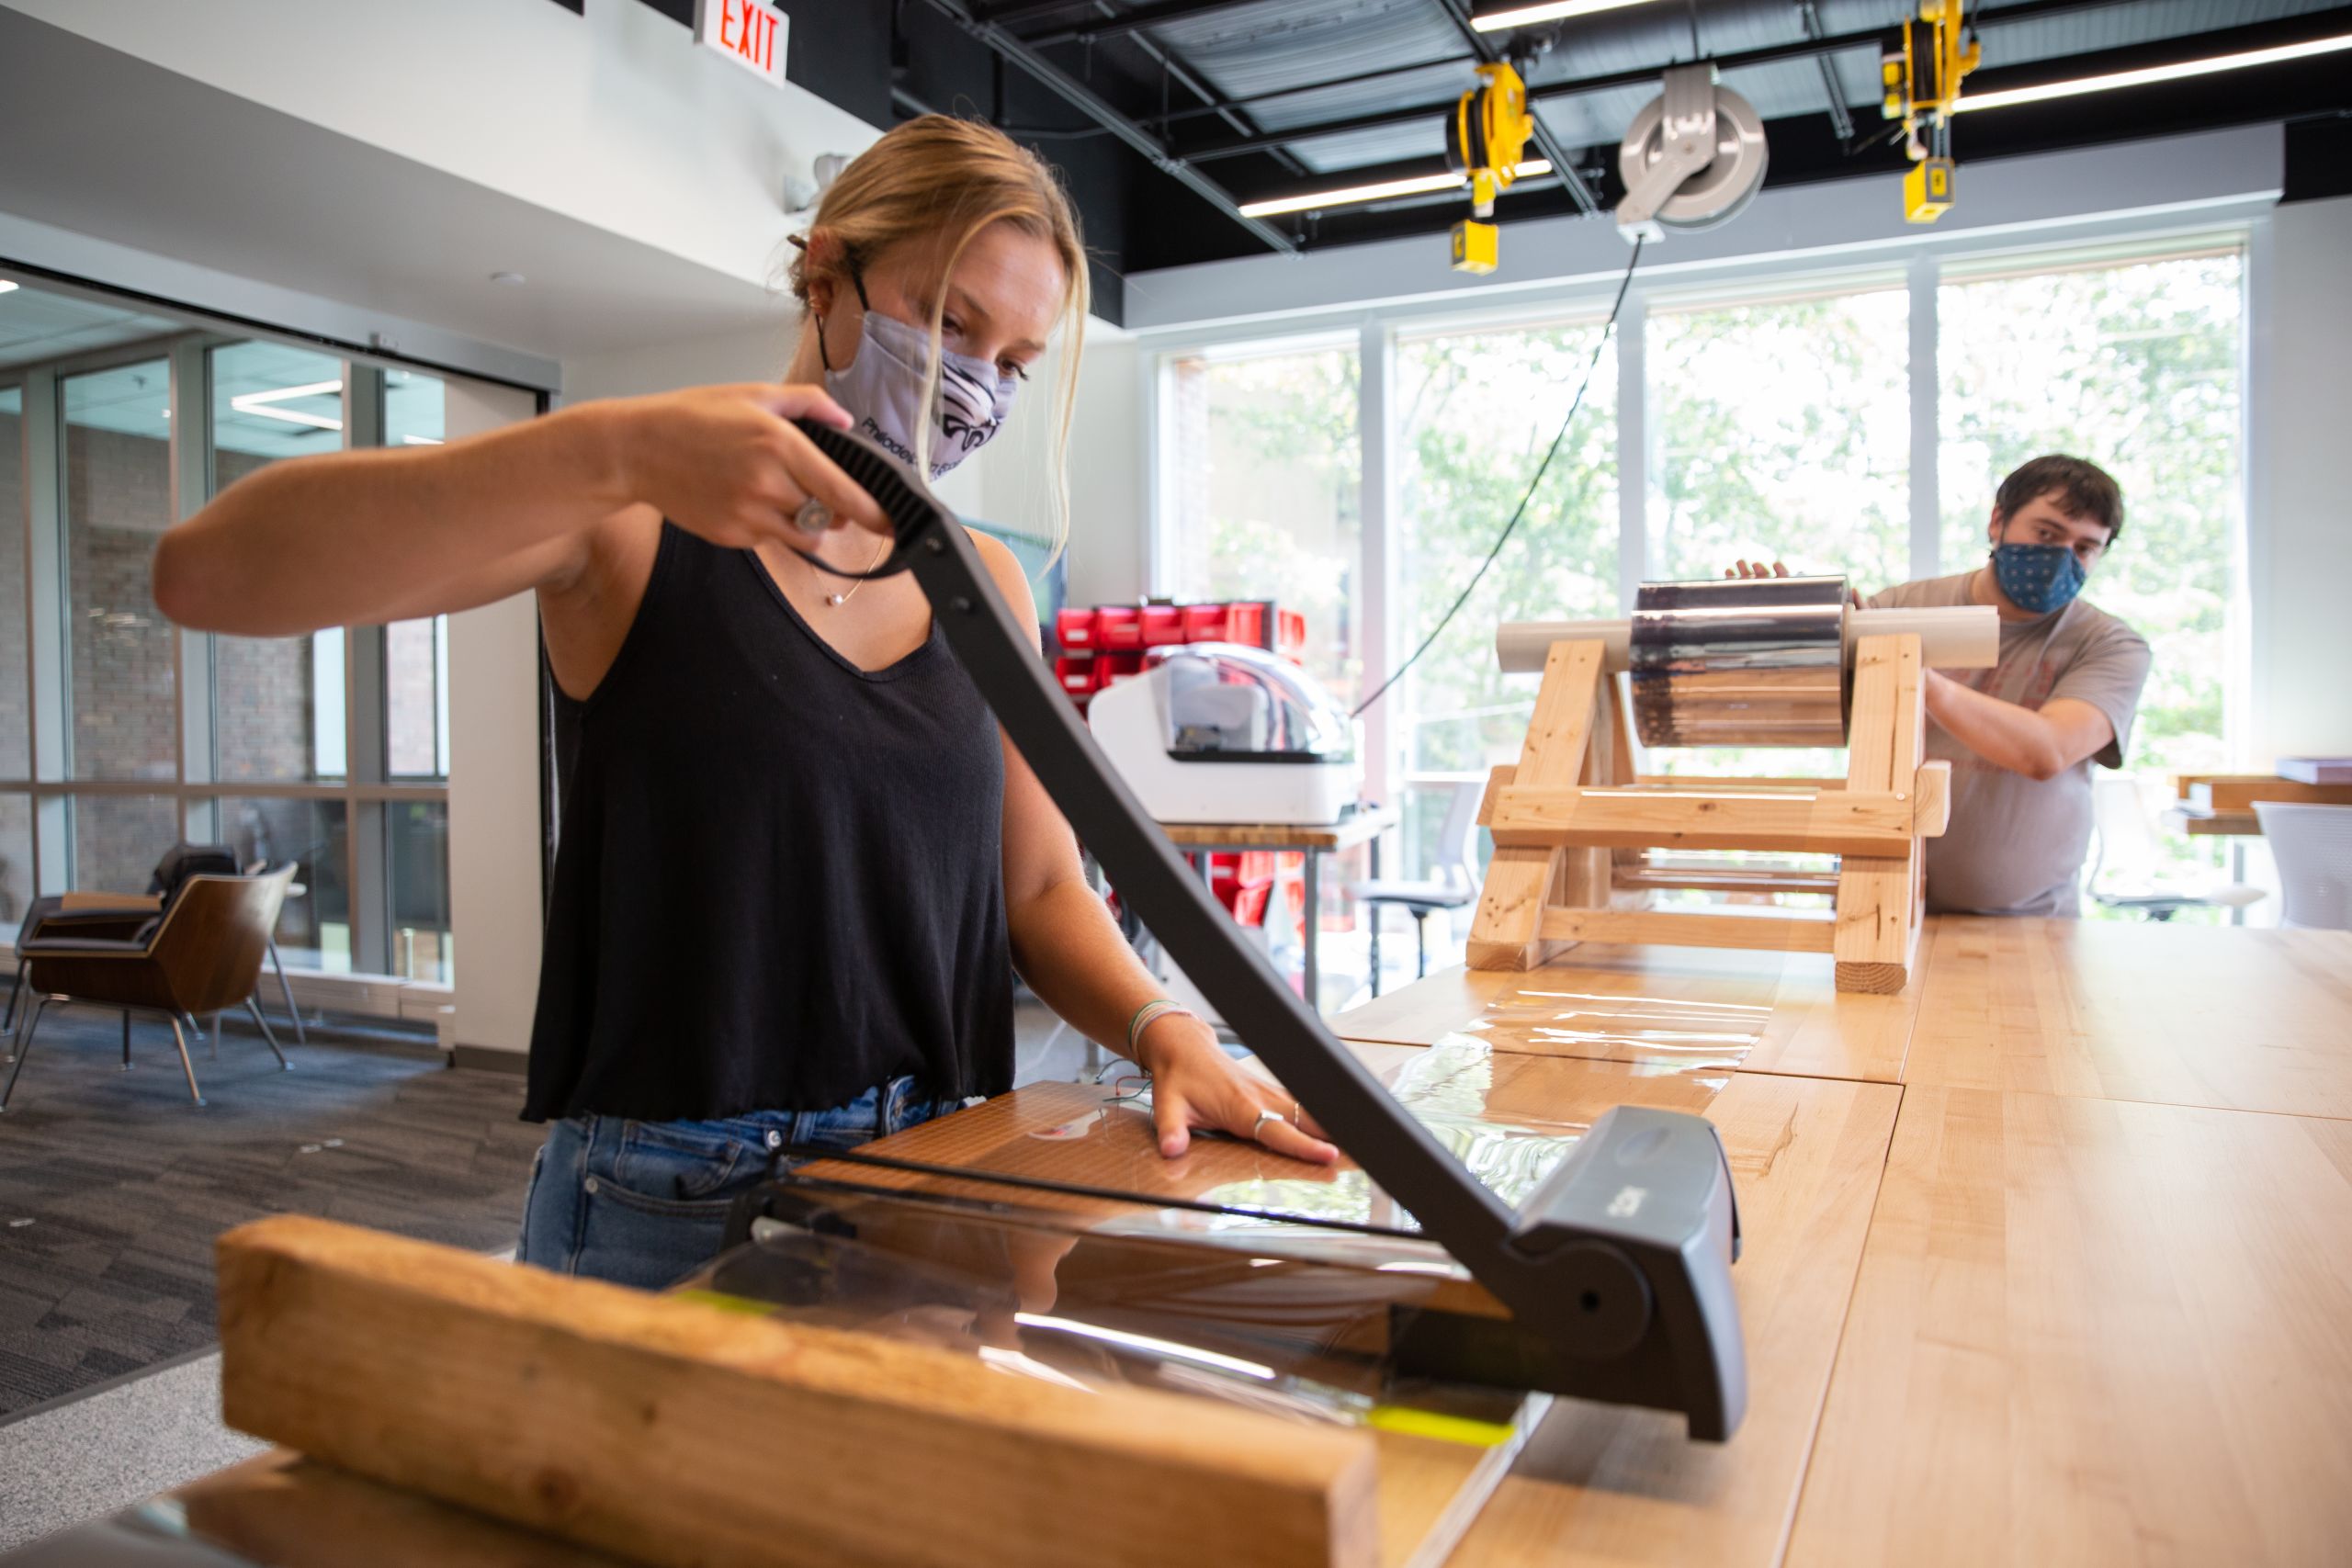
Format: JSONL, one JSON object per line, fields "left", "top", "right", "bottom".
{"left": 0, "top": 284, "right": 480, "bottom": 984}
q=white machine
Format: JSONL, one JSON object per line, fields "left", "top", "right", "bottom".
{"left": 1088, "top": 642, "right": 1363, "bottom": 826}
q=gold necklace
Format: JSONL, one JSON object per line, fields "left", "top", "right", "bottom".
{"left": 816, "top": 531, "right": 892, "bottom": 608}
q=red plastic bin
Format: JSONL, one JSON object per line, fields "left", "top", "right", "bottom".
{"left": 1093, "top": 605, "right": 1142, "bottom": 652}
{"left": 1140, "top": 604, "right": 1187, "bottom": 646}
{"left": 1182, "top": 603, "right": 1228, "bottom": 642}
{"left": 1055, "top": 657, "right": 1100, "bottom": 697}
{"left": 1053, "top": 607, "right": 1097, "bottom": 653}
{"left": 1097, "top": 652, "right": 1145, "bottom": 685}
{"left": 1277, "top": 609, "right": 1306, "bottom": 662}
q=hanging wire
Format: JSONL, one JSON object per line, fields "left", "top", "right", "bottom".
{"left": 1351, "top": 235, "right": 1645, "bottom": 721}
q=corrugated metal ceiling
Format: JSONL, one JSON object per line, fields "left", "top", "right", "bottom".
{"left": 1131, "top": 0, "right": 2345, "bottom": 180}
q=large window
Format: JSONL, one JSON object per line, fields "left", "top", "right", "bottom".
{"left": 1153, "top": 236, "right": 2250, "bottom": 925}
{"left": 1395, "top": 319, "right": 1617, "bottom": 869}
{"left": 1649, "top": 284, "right": 1912, "bottom": 588}
{"left": 1939, "top": 251, "right": 2243, "bottom": 777}
{"left": 0, "top": 278, "right": 492, "bottom": 985}
{"left": 1163, "top": 344, "right": 1363, "bottom": 705}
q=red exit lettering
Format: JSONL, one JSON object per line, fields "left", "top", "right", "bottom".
{"left": 721, "top": 0, "right": 775, "bottom": 73}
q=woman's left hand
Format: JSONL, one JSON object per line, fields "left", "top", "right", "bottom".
{"left": 1137, "top": 1014, "right": 1339, "bottom": 1165}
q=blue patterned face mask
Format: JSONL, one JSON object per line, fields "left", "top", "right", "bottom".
{"left": 1990, "top": 541, "right": 2086, "bottom": 615}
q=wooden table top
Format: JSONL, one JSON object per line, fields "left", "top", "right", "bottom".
{"left": 1159, "top": 805, "right": 1400, "bottom": 850}
{"left": 1787, "top": 1087, "right": 2352, "bottom": 1566}
{"left": 109, "top": 916, "right": 2352, "bottom": 1568}
{"left": 1329, "top": 941, "right": 1928, "bottom": 1084}
{"left": 1901, "top": 917, "right": 2352, "bottom": 1119}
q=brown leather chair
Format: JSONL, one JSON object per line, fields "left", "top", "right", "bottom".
{"left": 1, "top": 867, "right": 297, "bottom": 1111}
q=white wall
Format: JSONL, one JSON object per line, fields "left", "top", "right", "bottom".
{"left": 970, "top": 331, "right": 1148, "bottom": 607}
{"left": 9, "top": 0, "right": 877, "bottom": 294}
{"left": 2247, "top": 195, "right": 2352, "bottom": 762}
{"left": 444, "top": 378, "right": 551, "bottom": 1056}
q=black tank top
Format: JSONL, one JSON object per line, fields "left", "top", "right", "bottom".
{"left": 522, "top": 523, "right": 1015, "bottom": 1122}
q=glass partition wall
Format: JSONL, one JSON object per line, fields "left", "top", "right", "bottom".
{"left": 0, "top": 276, "right": 468, "bottom": 985}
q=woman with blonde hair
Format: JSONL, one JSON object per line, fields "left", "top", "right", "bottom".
{"left": 153, "top": 116, "right": 1334, "bottom": 1289}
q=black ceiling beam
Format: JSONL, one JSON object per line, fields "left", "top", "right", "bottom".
{"left": 1138, "top": 52, "right": 1482, "bottom": 129}
{"left": 1020, "top": 0, "right": 1272, "bottom": 48}
{"left": 1430, "top": 0, "right": 1600, "bottom": 216}
{"left": 1174, "top": 0, "right": 2151, "bottom": 162}
{"left": 1795, "top": 0, "right": 1856, "bottom": 144}
{"left": 1052, "top": 0, "right": 1315, "bottom": 179}
{"left": 919, "top": 0, "right": 1301, "bottom": 254}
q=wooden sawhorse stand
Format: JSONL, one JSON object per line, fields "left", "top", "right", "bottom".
{"left": 1466, "top": 635, "right": 1950, "bottom": 994}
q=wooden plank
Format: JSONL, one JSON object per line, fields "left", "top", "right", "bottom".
{"left": 1833, "top": 636, "right": 1924, "bottom": 994}
{"left": 1902, "top": 917, "right": 2352, "bottom": 1118}
{"left": 1612, "top": 864, "right": 1843, "bottom": 896}
{"left": 1635, "top": 775, "right": 1847, "bottom": 790}
{"left": 2159, "top": 807, "right": 2261, "bottom": 837}
{"left": 1537, "top": 908, "right": 1837, "bottom": 954}
{"left": 173, "top": 1452, "right": 632, "bottom": 1568}
{"left": 2185, "top": 774, "right": 2352, "bottom": 811}
{"left": 1330, "top": 939, "right": 1930, "bottom": 1084}
{"left": 1469, "top": 641, "right": 1605, "bottom": 970}
{"left": 1786, "top": 1089, "right": 2352, "bottom": 1568}
{"left": 1911, "top": 759, "right": 1950, "bottom": 838}
{"left": 1449, "top": 1074, "right": 1903, "bottom": 1568}
{"left": 1487, "top": 786, "right": 1916, "bottom": 856}
{"left": 216, "top": 1216, "right": 1380, "bottom": 1568}
{"left": 1160, "top": 806, "right": 1400, "bottom": 850}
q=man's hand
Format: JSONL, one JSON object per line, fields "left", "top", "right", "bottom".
{"left": 1136, "top": 1013, "right": 1338, "bottom": 1165}
{"left": 1724, "top": 558, "right": 1862, "bottom": 607}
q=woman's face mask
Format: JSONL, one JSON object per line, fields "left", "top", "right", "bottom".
{"left": 818, "top": 267, "right": 1017, "bottom": 482}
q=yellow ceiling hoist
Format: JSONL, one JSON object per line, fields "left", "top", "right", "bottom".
{"left": 1883, "top": 0, "right": 1981, "bottom": 221}
{"left": 1446, "top": 60, "right": 1533, "bottom": 274}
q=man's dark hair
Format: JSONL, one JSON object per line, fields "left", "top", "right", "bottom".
{"left": 1995, "top": 454, "right": 2124, "bottom": 543}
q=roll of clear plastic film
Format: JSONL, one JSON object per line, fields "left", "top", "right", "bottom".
{"left": 1629, "top": 576, "right": 1849, "bottom": 748}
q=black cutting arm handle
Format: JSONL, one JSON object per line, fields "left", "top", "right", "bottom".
{"left": 789, "top": 420, "right": 1745, "bottom": 1438}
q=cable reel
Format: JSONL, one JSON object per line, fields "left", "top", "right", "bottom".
{"left": 1614, "top": 63, "right": 1769, "bottom": 243}
{"left": 1445, "top": 60, "right": 1533, "bottom": 274}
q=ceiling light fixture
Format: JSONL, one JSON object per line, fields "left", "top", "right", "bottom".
{"left": 401, "top": 434, "right": 444, "bottom": 446}
{"left": 0, "top": 281, "right": 18, "bottom": 296}
{"left": 1953, "top": 31, "right": 2352, "bottom": 113}
{"left": 1472, "top": 0, "right": 1661, "bottom": 31}
{"left": 231, "top": 378, "right": 344, "bottom": 433}
{"left": 1239, "top": 158, "right": 1553, "bottom": 218}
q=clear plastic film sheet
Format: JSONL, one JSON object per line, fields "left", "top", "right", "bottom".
{"left": 678, "top": 1181, "right": 1543, "bottom": 1445}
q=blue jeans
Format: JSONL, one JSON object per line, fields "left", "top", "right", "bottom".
{"left": 515, "top": 1077, "right": 955, "bottom": 1291}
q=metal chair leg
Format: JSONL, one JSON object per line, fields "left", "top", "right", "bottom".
{"left": 122, "top": 1010, "right": 132, "bottom": 1070}
{"left": 209, "top": 1011, "right": 220, "bottom": 1060}
{"left": 1, "top": 995, "right": 48, "bottom": 1111}
{"left": 244, "top": 998, "right": 290, "bottom": 1070}
{"left": 1, "top": 959, "right": 22, "bottom": 1035}
{"left": 270, "top": 940, "right": 307, "bottom": 1048}
{"left": 1414, "top": 909, "right": 1430, "bottom": 979}
{"left": 168, "top": 1013, "right": 207, "bottom": 1107}
{"left": 1367, "top": 904, "right": 1383, "bottom": 999}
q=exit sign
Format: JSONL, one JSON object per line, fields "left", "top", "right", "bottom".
{"left": 695, "top": 0, "right": 788, "bottom": 88}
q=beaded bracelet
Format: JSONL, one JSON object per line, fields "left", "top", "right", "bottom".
{"left": 1125, "top": 998, "right": 1196, "bottom": 1058}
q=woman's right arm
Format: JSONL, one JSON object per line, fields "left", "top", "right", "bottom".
{"left": 152, "top": 383, "right": 886, "bottom": 637}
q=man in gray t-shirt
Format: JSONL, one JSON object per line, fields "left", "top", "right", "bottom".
{"left": 1735, "top": 455, "right": 2151, "bottom": 917}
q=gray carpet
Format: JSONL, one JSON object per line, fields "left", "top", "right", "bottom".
{"left": 0, "top": 1002, "right": 542, "bottom": 1418}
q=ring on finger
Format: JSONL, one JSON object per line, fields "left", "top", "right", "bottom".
{"left": 795, "top": 497, "right": 832, "bottom": 534}
{"left": 1251, "top": 1108, "right": 1286, "bottom": 1141}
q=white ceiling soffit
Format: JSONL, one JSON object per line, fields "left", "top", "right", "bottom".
{"left": 0, "top": 6, "right": 853, "bottom": 371}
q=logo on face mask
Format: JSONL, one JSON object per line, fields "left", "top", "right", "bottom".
{"left": 822, "top": 307, "right": 1018, "bottom": 481}
{"left": 1990, "top": 541, "right": 2087, "bottom": 615}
